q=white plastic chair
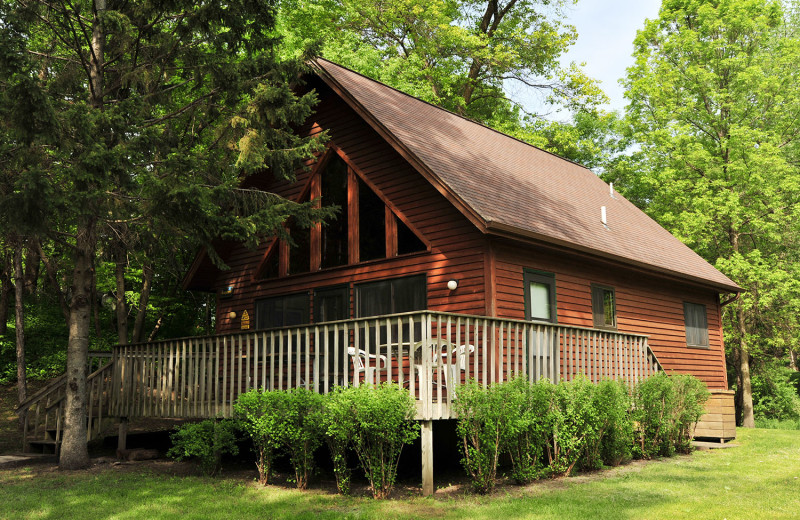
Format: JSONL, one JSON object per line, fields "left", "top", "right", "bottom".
{"left": 439, "top": 344, "right": 475, "bottom": 388}
{"left": 348, "top": 346, "right": 388, "bottom": 385}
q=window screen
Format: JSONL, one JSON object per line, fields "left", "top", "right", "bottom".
{"left": 683, "top": 302, "right": 709, "bottom": 347}
{"left": 254, "top": 293, "right": 310, "bottom": 329}
{"left": 355, "top": 275, "right": 426, "bottom": 318}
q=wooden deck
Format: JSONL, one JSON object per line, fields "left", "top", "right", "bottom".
{"left": 109, "top": 311, "right": 659, "bottom": 421}
{"left": 17, "top": 311, "right": 662, "bottom": 456}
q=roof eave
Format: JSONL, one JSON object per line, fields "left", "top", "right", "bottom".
{"left": 484, "top": 221, "right": 743, "bottom": 294}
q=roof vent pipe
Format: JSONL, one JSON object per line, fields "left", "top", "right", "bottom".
{"left": 610, "top": 182, "right": 614, "bottom": 198}
{"left": 601, "top": 206, "right": 607, "bottom": 226}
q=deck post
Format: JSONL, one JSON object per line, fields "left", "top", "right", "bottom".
{"left": 421, "top": 420, "right": 434, "bottom": 496}
{"left": 117, "top": 417, "right": 128, "bottom": 453}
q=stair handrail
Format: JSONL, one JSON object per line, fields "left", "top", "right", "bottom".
{"left": 15, "top": 360, "right": 116, "bottom": 416}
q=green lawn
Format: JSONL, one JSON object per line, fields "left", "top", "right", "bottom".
{"left": 1, "top": 428, "right": 799, "bottom": 520}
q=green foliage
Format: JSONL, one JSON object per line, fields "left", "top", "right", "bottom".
{"left": 233, "top": 390, "right": 287, "bottom": 485}
{"left": 320, "top": 387, "right": 359, "bottom": 495}
{"left": 345, "top": 383, "right": 419, "bottom": 499}
{"left": 620, "top": 0, "right": 800, "bottom": 425}
{"left": 281, "top": 388, "right": 325, "bottom": 489}
{"left": 166, "top": 419, "right": 239, "bottom": 476}
{"left": 280, "top": 0, "right": 604, "bottom": 129}
{"left": 754, "top": 417, "right": 800, "bottom": 430}
{"left": 495, "top": 377, "right": 553, "bottom": 484}
{"left": 751, "top": 364, "right": 800, "bottom": 421}
{"left": 546, "top": 376, "right": 600, "bottom": 476}
{"left": 453, "top": 380, "right": 506, "bottom": 493}
{"left": 632, "top": 373, "right": 709, "bottom": 458}
{"left": 595, "top": 380, "right": 634, "bottom": 468}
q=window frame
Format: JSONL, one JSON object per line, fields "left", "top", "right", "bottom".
{"left": 683, "top": 302, "right": 709, "bottom": 348}
{"left": 354, "top": 274, "right": 427, "bottom": 318}
{"left": 591, "top": 284, "right": 617, "bottom": 330}
{"left": 523, "top": 269, "right": 557, "bottom": 324}
{"left": 313, "top": 284, "right": 350, "bottom": 323}
{"left": 254, "top": 291, "right": 311, "bottom": 330}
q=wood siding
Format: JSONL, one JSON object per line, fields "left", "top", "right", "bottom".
{"left": 493, "top": 239, "right": 728, "bottom": 389}
{"left": 212, "top": 81, "right": 488, "bottom": 332}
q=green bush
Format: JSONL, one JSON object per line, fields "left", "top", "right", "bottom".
{"left": 454, "top": 380, "right": 506, "bottom": 493}
{"left": 547, "top": 376, "right": 599, "bottom": 476}
{"left": 234, "top": 390, "right": 287, "bottom": 485}
{"left": 632, "top": 372, "right": 709, "bottom": 458}
{"left": 320, "top": 387, "right": 358, "bottom": 495}
{"left": 752, "top": 365, "right": 800, "bottom": 421}
{"left": 347, "top": 383, "right": 419, "bottom": 499}
{"left": 496, "top": 377, "right": 553, "bottom": 484}
{"left": 166, "top": 419, "right": 239, "bottom": 476}
{"left": 281, "top": 388, "right": 325, "bottom": 489}
{"left": 671, "top": 374, "right": 710, "bottom": 453}
{"left": 595, "top": 379, "right": 633, "bottom": 467}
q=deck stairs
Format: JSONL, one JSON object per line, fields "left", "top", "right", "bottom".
{"left": 15, "top": 358, "right": 117, "bottom": 456}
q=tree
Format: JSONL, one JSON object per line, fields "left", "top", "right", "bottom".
{"left": 1, "top": 0, "right": 327, "bottom": 468}
{"left": 280, "top": 0, "right": 604, "bottom": 126}
{"left": 621, "top": 0, "right": 800, "bottom": 427}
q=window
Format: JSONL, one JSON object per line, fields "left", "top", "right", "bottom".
{"left": 684, "top": 302, "right": 709, "bottom": 348}
{"left": 314, "top": 285, "right": 350, "bottom": 322}
{"left": 358, "top": 177, "right": 385, "bottom": 261}
{"left": 591, "top": 285, "right": 616, "bottom": 329}
{"left": 254, "top": 293, "right": 310, "bottom": 329}
{"left": 523, "top": 270, "right": 557, "bottom": 323}
{"left": 355, "top": 275, "right": 426, "bottom": 318}
{"left": 320, "top": 155, "right": 349, "bottom": 269}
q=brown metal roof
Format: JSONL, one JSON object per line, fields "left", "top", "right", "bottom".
{"left": 312, "top": 59, "right": 740, "bottom": 293}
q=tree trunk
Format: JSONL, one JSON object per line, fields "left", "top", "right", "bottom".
{"left": 790, "top": 349, "right": 797, "bottom": 372}
{"left": 131, "top": 262, "right": 153, "bottom": 344}
{"left": 0, "top": 260, "right": 10, "bottom": 335}
{"left": 115, "top": 256, "right": 128, "bottom": 345}
{"left": 13, "top": 241, "right": 26, "bottom": 410}
{"left": 736, "top": 306, "right": 755, "bottom": 428}
{"left": 60, "top": 219, "right": 97, "bottom": 470}
{"left": 24, "top": 240, "right": 40, "bottom": 296}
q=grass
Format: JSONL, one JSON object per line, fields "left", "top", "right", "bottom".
{"left": 755, "top": 417, "right": 800, "bottom": 430}
{"left": 1, "top": 428, "right": 799, "bottom": 519}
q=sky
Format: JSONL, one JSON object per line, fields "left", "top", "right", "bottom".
{"left": 518, "top": 0, "right": 663, "bottom": 117}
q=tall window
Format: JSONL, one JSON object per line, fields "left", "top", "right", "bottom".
{"left": 683, "top": 302, "right": 709, "bottom": 348}
{"left": 254, "top": 293, "right": 310, "bottom": 329}
{"left": 523, "top": 270, "right": 557, "bottom": 323}
{"left": 320, "top": 155, "right": 349, "bottom": 269}
{"left": 591, "top": 285, "right": 616, "bottom": 329}
{"left": 355, "top": 275, "right": 426, "bottom": 318}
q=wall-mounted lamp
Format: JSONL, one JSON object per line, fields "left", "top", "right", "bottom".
{"left": 447, "top": 279, "right": 459, "bottom": 291}
{"left": 228, "top": 311, "right": 237, "bottom": 320}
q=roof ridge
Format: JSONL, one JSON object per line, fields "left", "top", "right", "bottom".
{"left": 312, "top": 58, "right": 593, "bottom": 173}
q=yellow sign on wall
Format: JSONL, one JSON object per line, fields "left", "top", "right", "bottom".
{"left": 241, "top": 310, "right": 250, "bottom": 330}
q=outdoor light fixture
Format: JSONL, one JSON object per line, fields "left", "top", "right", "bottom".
{"left": 228, "top": 311, "right": 237, "bottom": 319}
{"left": 447, "top": 279, "right": 459, "bottom": 291}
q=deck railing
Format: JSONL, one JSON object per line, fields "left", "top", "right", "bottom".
{"left": 110, "top": 311, "right": 661, "bottom": 421}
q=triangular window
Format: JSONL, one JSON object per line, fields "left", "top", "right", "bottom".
{"left": 258, "top": 149, "right": 428, "bottom": 278}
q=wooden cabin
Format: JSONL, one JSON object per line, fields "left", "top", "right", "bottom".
{"left": 18, "top": 59, "right": 739, "bottom": 492}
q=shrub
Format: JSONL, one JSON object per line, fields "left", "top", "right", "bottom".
{"left": 281, "top": 388, "right": 325, "bottom": 489}
{"left": 671, "top": 374, "right": 710, "bottom": 453}
{"left": 595, "top": 379, "right": 633, "bottom": 467}
{"left": 632, "top": 372, "right": 709, "bottom": 458}
{"left": 166, "top": 419, "right": 239, "bottom": 476}
{"left": 496, "top": 377, "right": 553, "bottom": 484}
{"left": 320, "top": 387, "right": 358, "bottom": 495}
{"left": 547, "top": 376, "right": 599, "bottom": 476}
{"left": 347, "top": 383, "right": 419, "bottom": 499}
{"left": 454, "top": 380, "right": 506, "bottom": 493}
{"left": 234, "top": 390, "right": 287, "bottom": 485}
